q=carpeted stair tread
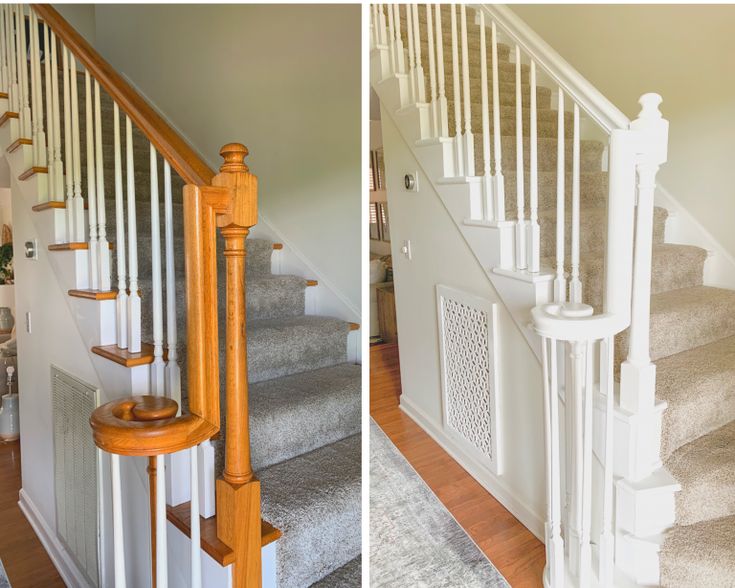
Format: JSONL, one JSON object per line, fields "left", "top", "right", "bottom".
{"left": 247, "top": 363, "right": 361, "bottom": 471}
{"left": 246, "top": 274, "right": 308, "bottom": 321}
{"left": 665, "top": 421, "right": 735, "bottom": 526}
{"left": 245, "top": 315, "right": 350, "bottom": 383}
{"left": 443, "top": 84, "right": 553, "bottom": 110}
{"left": 504, "top": 170, "right": 608, "bottom": 213}
{"left": 657, "top": 335, "right": 735, "bottom": 459}
{"left": 310, "top": 556, "right": 361, "bottom": 587}
{"left": 660, "top": 514, "right": 735, "bottom": 588}
{"left": 617, "top": 286, "right": 735, "bottom": 363}
{"left": 247, "top": 238, "right": 277, "bottom": 276}
{"left": 258, "top": 434, "right": 361, "bottom": 588}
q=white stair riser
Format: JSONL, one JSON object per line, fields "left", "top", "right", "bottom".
{"left": 615, "top": 532, "right": 661, "bottom": 586}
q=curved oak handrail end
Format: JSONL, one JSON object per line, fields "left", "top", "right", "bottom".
{"left": 91, "top": 395, "right": 219, "bottom": 456}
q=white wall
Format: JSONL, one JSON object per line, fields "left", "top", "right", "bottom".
{"left": 381, "top": 108, "right": 546, "bottom": 537}
{"left": 54, "top": 4, "right": 96, "bottom": 45}
{"left": 511, "top": 4, "right": 735, "bottom": 260}
{"left": 86, "top": 4, "right": 361, "bottom": 312}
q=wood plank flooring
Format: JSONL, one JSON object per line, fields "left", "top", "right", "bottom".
{"left": 370, "top": 342, "right": 545, "bottom": 587}
{"left": 0, "top": 441, "right": 65, "bottom": 587}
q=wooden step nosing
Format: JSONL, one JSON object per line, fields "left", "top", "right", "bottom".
{"left": 69, "top": 289, "right": 118, "bottom": 301}
{"left": 48, "top": 242, "right": 88, "bottom": 251}
{"left": 19, "top": 166, "right": 48, "bottom": 181}
{"left": 7, "top": 137, "right": 32, "bottom": 153}
{"left": 91, "top": 342, "right": 155, "bottom": 368}
{"left": 32, "top": 201, "right": 66, "bottom": 212}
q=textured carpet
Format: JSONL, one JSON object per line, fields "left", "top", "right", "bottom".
{"left": 311, "top": 557, "right": 361, "bottom": 587}
{"left": 370, "top": 420, "right": 509, "bottom": 587}
{"left": 0, "top": 557, "right": 9, "bottom": 588}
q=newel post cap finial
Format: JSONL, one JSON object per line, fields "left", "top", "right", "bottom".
{"left": 219, "top": 143, "right": 249, "bottom": 173}
{"left": 631, "top": 92, "right": 668, "bottom": 166}
{"left": 638, "top": 93, "right": 663, "bottom": 120}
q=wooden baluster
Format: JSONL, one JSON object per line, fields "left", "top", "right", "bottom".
{"left": 163, "top": 161, "right": 181, "bottom": 406}
{"left": 515, "top": 45, "right": 527, "bottom": 269}
{"left": 150, "top": 145, "right": 165, "bottom": 394}
{"left": 459, "top": 5, "right": 473, "bottom": 176}
{"left": 17, "top": 5, "right": 30, "bottom": 139}
{"left": 545, "top": 338, "right": 565, "bottom": 587}
{"left": 43, "top": 23, "right": 55, "bottom": 196}
{"left": 405, "top": 4, "right": 416, "bottom": 103}
{"left": 386, "top": 3, "right": 396, "bottom": 74}
{"left": 599, "top": 335, "right": 615, "bottom": 587}
{"left": 155, "top": 454, "right": 168, "bottom": 588}
{"left": 113, "top": 103, "right": 128, "bottom": 348}
{"left": 50, "top": 30, "right": 63, "bottom": 201}
{"left": 528, "top": 60, "right": 540, "bottom": 273}
{"left": 434, "top": 5, "right": 448, "bottom": 137}
{"left": 190, "top": 446, "right": 202, "bottom": 588}
{"left": 62, "top": 46, "right": 74, "bottom": 241}
{"left": 426, "top": 4, "right": 438, "bottom": 136}
{"left": 85, "top": 71, "right": 99, "bottom": 290}
{"left": 393, "top": 5, "right": 405, "bottom": 74}
{"left": 95, "top": 81, "right": 111, "bottom": 291}
{"left": 126, "top": 116, "right": 141, "bottom": 353}
{"left": 554, "top": 89, "right": 566, "bottom": 302}
{"left": 478, "top": 11, "right": 492, "bottom": 220}
{"left": 491, "top": 21, "right": 504, "bottom": 220}
{"left": 213, "top": 144, "right": 261, "bottom": 588}
{"left": 111, "top": 453, "right": 128, "bottom": 588}
{"left": 70, "top": 53, "right": 84, "bottom": 243}
{"left": 449, "top": 5, "right": 463, "bottom": 176}
{"left": 570, "top": 104, "right": 582, "bottom": 302}
{"left": 412, "top": 4, "right": 426, "bottom": 102}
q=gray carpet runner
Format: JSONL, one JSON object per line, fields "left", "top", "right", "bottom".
{"left": 58, "top": 67, "right": 361, "bottom": 585}
{"left": 404, "top": 7, "right": 735, "bottom": 586}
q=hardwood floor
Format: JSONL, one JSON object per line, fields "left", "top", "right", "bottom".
{"left": 370, "top": 343, "right": 545, "bottom": 587}
{"left": 0, "top": 441, "right": 65, "bottom": 587}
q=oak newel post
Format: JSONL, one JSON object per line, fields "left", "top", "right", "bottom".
{"left": 212, "top": 143, "right": 262, "bottom": 588}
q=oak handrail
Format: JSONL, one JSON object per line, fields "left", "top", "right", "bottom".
{"left": 32, "top": 4, "right": 215, "bottom": 186}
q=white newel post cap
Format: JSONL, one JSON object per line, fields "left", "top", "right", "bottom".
{"left": 630, "top": 93, "right": 669, "bottom": 165}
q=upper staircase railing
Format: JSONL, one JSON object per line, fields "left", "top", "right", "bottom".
{"left": 1, "top": 5, "right": 267, "bottom": 587}
{"left": 372, "top": 4, "right": 668, "bottom": 586}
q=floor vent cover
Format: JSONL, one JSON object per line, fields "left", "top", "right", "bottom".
{"left": 436, "top": 284, "right": 502, "bottom": 475}
{"left": 52, "top": 365, "right": 100, "bottom": 587}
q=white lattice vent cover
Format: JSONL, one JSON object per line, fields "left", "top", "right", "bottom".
{"left": 52, "top": 366, "right": 100, "bottom": 587}
{"left": 436, "top": 285, "right": 502, "bottom": 475}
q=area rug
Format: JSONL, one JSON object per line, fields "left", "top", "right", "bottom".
{"left": 370, "top": 420, "right": 509, "bottom": 587}
{"left": 0, "top": 556, "right": 10, "bottom": 588}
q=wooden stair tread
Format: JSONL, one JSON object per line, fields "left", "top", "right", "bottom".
{"left": 69, "top": 289, "right": 118, "bottom": 301}
{"left": 167, "top": 502, "right": 281, "bottom": 566}
{"left": 48, "top": 242, "right": 88, "bottom": 251}
{"left": 91, "top": 342, "right": 155, "bottom": 367}
{"left": 19, "top": 166, "right": 48, "bottom": 180}
{"left": 32, "top": 201, "right": 66, "bottom": 212}
{"left": 0, "top": 92, "right": 8, "bottom": 99}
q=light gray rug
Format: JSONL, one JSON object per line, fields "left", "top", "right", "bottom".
{"left": 0, "top": 557, "right": 10, "bottom": 588}
{"left": 370, "top": 420, "right": 509, "bottom": 587}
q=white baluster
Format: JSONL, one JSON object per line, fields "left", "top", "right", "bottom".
{"left": 426, "top": 5, "right": 438, "bottom": 136}
{"left": 163, "top": 161, "right": 181, "bottom": 406}
{"left": 434, "top": 5, "right": 448, "bottom": 137}
{"left": 459, "top": 5, "right": 473, "bottom": 176}
{"left": 579, "top": 340, "right": 594, "bottom": 587}
{"left": 70, "top": 53, "right": 84, "bottom": 243}
{"left": 0, "top": 8, "right": 7, "bottom": 93}
{"left": 190, "top": 446, "right": 202, "bottom": 588}
{"left": 570, "top": 104, "right": 582, "bottom": 303}
{"left": 126, "top": 116, "right": 141, "bottom": 354}
{"left": 377, "top": 4, "right": 387, "bottom": 47}
{"left": 85, "top": 71, "right": 99, "bottom": 290}
{"left": 7, "top": 5, "right": 18, "bottom": 115}
{"left": 554, "top": 89, "right": 565, "bottom": 302}
{"left": 491, "top": 21, "right": 504, "bottom": 220}
{"left": 113, "top": 103, "right": 128, "bottom": 348}
{"left": 370, "top": 5, "right": 378, "bottom": 50}
{"left": 411, "top": 4, "right": 426, "bottom": 103}
{"left": 478, "top": 11, "right": 492, "bottom": 220}
{"left": 43, "top": 23, "right": 54, "bottom": 194}
{"left": 386, "top": 3, "right": 396, "bottom": 74}
{"left": 17, "top": 5, "right": 30, "bottom": 139}
{"left": 545, "top": 337, "right": 565, "bottom": 587}
{"left": 50, "top": 31, "right": 63, "bottom": 201}
{"left": 95, "top": 81, "right": 111, "bottom": 291}
{"left": 528, "top": 60, "right": 540, "bottom": 273}
{"left": 110, "top": 453, "right": 128, "bottom": 588}
{"left": 150, "top": 145, "right": 165, "bottom": 395}
{"left": 29, "top": 11, "right": 45, "bottom": 168}
{"left": 570, "top": 340, "right": 583, "bottom": 577}
{"left": 155, "top": 453, "right": 168, "bottom": 588}
{"left": 393, "top": 5, "right": 405, "bottom": 74}
{"left": 405, "top": 4, "right": 416, "bottom": 103}
{"left": 599, "top": 336, "right": 615, "bottom": 587}
{"left": 62, "top": 46, "right": 74, "bottom": 241}
{"left": 449, "top": 5, "right": 463, "bottom": 176}
{"left": 515, "top": 45, "right": 527, "bottom": 269}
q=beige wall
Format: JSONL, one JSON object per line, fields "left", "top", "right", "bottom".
{"left": 513, "top": 4, "right": 735, "bottom": 259}
{"left": 64, "top": 4, "right": 361, "bottom": 310}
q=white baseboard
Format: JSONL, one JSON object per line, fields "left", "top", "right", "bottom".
{"left": 399, "top": 395, "right": 545, "bottom": 541}
{"left": 18, "top": 488, "right": 94, "bottom": 588}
